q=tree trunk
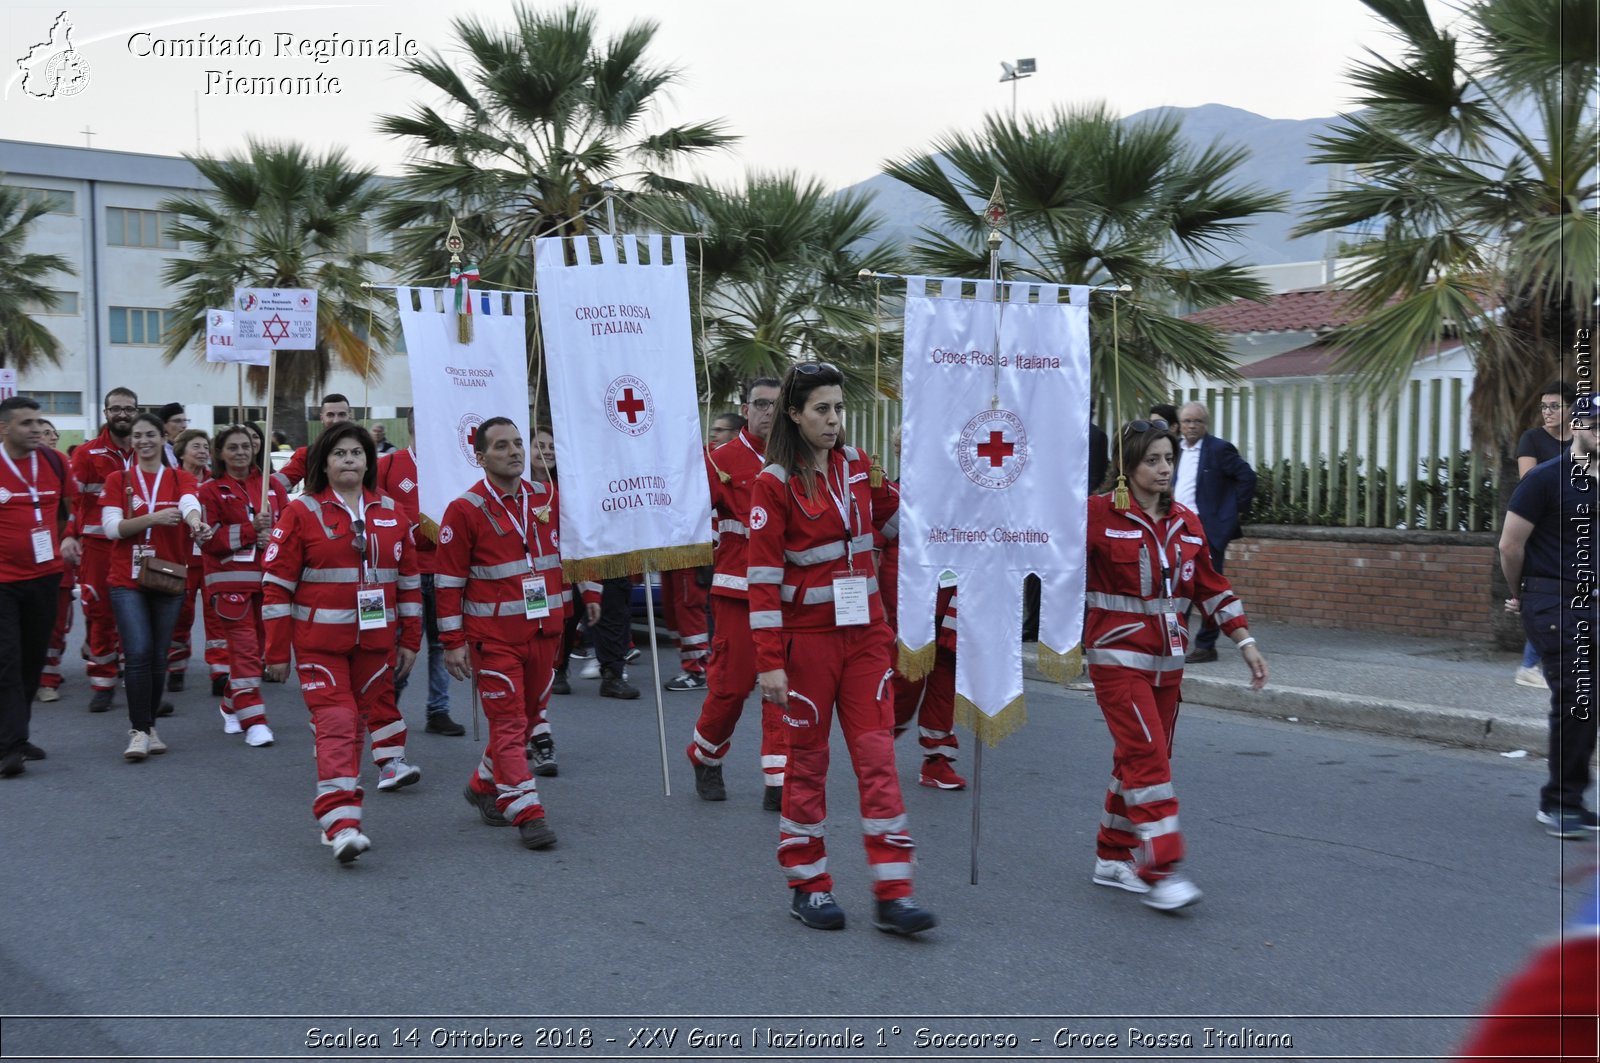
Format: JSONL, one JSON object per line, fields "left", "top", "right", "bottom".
{"left": 1487, "top": 450, "right": 1520, "bottom": 651}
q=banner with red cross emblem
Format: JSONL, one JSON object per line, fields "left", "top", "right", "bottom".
{"left": 533, "top": 234, "right": 713, "bottom": 580}
{"left": 898, "top": 277, "right": 1091, "bottom": 741}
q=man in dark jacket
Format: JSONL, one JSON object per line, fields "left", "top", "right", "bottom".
{"left": 1173, "top": 402, "right": 1256, "bottom": 663}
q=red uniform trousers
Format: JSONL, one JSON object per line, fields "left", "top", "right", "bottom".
{"left": 1089, "top": 663, "right": 1185, "bottom": 878}
{"left": 466, "top": 638, "right": 556, "bottom": 826}
{"left": 295, "top": 646, "right": 409, "bottom": 840}
{"left": 514, "top": 632, "right": 563, "bottom": 747}
{"left": 660, "top": 568, "right": 709, "bottom": 673}
{"left": 79, "top": 543, "right": 121, "bottom": 692}
{"left": 166, "top": 566, "right": 229, "bottom": 680}
{"left": 688, "top": 596, "right": 786, "bottom": 790}
{"left": 778, "top": 625, "right": 914, "bottom": 901}
{"left": 215, "top": 592, "right": 268, "bottom": 728}
{"left": 41, "top": 568, "right": 75, "bottom": 691}
{"left": 892, "top": 646, "right": 959, "bottom": 762}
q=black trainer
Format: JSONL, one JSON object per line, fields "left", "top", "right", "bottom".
{"left": 425, "top": 713, "right": 466, "bottom": 736}
{"left": 0, "top": 750, "right": 24, "bottom": 777}
{"left": 166, "top": 673, "right": 184, "bottom": 693}
{"left": 156, "top": 701, "right": 175, "bottom": 717}
{"left": 462, "top": 784, "right": 509, "bottom": 826}
{"left": 599, "top": 667, "right": 640, "bottom": 700}
{"left": 518, "top": 817, "right": 557, "bottom": 850}
{"left": 87, "top": 689, "right": 114, "bottom": 713}
{"left": 551, "top": 668, "right": 571, "bottom": 695}
{"left": 22, "top": 743, "right": 46, "bottom": 761}
{"left": 692, "top": 762, "right": 726, "bottom": 801}
{"left": 529, "top": 740, "right": 558, "bottom": 777}
{"left": 873, "top": 897, "right": 938, "bottom": 936}
{"left": 210, "top": 675, "right": 229, "bottom": 697}
{"left": 790, "top": 889, "right": 846, "bottom": 930}
{"left": 763, "top": 784, "right": 783, "bottom": 812}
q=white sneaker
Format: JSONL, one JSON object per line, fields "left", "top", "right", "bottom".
{"left": 147, "top": 728, "right": 168, "bottom": 755}
{"left": 220, "top": 709, "right": 242, "bottom": 734}
{"left": 579, "top": 658, "right": 601, "bottom": 680}
{"left": 245, "top": 723, "right": 275, "bottom": 747}
{"left": 123, "top": 730, "right": 150, "bottom": 761}
{"left": 323, "top": 827, "right": 371, "bottom": 864}
{"left": 1142, "top": 872, "right": 1203, "bottom": 911}
{"left": 377, "top": 757, "right": 422, "bottom": 791}
{"left": 1092, "top": 857, "right": 1151, "bottom": 894}
{"left": 37, "top": 687, "right": 59, "bottom": 703}
{"left": 1515, "top": 666, "right": 1548, "bottom": 689}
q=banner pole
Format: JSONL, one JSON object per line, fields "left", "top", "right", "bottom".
{"left": 259, "top": 352, "right": 277, "bottom": 513}
{"left": 235, "top": 364, "right": 244, "bottom": 428}
{"left": 642, "top": 565, "right": 672, "bottom": 797}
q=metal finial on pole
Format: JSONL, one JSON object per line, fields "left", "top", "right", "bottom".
{"left": 984, "top": 177, "right": 1006, "bottom": 413}
{"left": 446, "top": 220, "right": 477, "bottom": 344}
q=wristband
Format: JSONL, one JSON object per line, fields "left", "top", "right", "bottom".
{"left": 1236, "top": 637, "right": 1256, "bottom": 650}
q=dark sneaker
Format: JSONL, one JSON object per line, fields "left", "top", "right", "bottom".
{"left": 600, "top": 668, "right": 640, "bottom": 700}
{"left": 518, "top": 817, "right": 557, "bottom": 850}
{"left": 463, "top": 784, "right": 509, "bottom": 826}
{"left": 22, "top": 743, "right": 46, "bottom": 761}
{"left": 692, "top": 762, "right": 726, "bottom": 801}
{"left": 0, "top": 750, "right": 24, "bottom": 777}
{"left": 873, "top": 897, "right": 938, "bottom": 935}
{"left": 211, "top": 675, "right": 229, "bottom": 697}
{"left": 156, "top": 701, "right": 175, "bottom": 718}
{"left": 425, "top": 713, "right": 466, "bottom": 736}
{"left": 1184, "top": 647, "right": 1218, "bottom": 664}
{"left": 529, "top": 741, "right": 558, "bottom": 778}
{"left": 790, "top": 889, "right": 846, "bottom": 930}
{"left": 664, "top": 670, "right": 707, "bottom": 692}
{"left": 763, "top": 784, "right": 783, "bottom": 812}
{"left": 88, "top": 688, "right": 114, "bottom": 713}
{"left": 625, "top": 647, "right": 642, "bottom": 663}
{"left": 551, "top": 668, "right": 571, "bottom": 695}
{"left": 166, "top": 673, "right": 185, "bottom": 693}
{"left": 1536, "top": 807, "right": 1598, "bottom": 838}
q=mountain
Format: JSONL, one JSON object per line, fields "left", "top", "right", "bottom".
{"left": 845, "top": 103, "right": 1341, "bottom": 268}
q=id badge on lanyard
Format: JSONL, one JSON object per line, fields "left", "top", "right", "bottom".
{"left": 357, "top": 587, "right": 387, "bottom": 631}
{"left": 831, "top": 570, "right": 871, "bottom": 626}
{"left": 32, "top": 527, "right": 54, "bottom": 564}
{"left": 1158, "top": 549, "right": 1183, "bottom": 656}
{"left": 523, "top": 575, "right": 550, "bottom": 619}
{"left": 4, "top": 451, "right": 53, "bottom": 562}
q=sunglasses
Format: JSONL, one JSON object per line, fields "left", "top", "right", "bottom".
{"left": 1124, "top": 418, "right": 1170, "bottom": 434}
{"left": 793, "top": 363, "right": 840, "bottom": 376}
{"left": 350, "top": 519, "right": 367, "bottom": 558}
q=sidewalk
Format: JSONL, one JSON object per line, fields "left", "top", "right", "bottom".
{"left": 1025, "top": 620, "right": 1553, "bottom": 754}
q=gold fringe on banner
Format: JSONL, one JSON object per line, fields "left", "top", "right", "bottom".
{"left": 561, "top": 543, "right": 714, "bottom": 584}
{"left": 1036, "top": 642, "right": 1084, "bottom": 683}
{"left": 955, "top": 692, "right": 1028, "bottom": 747}
{"left": 896, "top": 639, "right": 938, "bottom": 682}
{"left": 418, "top": 513, "right": 441, "bottom": 544}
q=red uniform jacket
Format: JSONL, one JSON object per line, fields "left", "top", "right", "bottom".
{"left": 199, "top": 471, "right": 287, "bottom": 595}
{"left": 1083, "top": 492, "right": 1246, "bottom": 682}
{"left": 100, "top": 466, "right": 200, "bottom": 592}
{"left": 260, "top": 487, "right": 422, "bottom": 664}
{"left": 746, "top": 445, "right": 895, "bottom": 673}
{"left": 376, "top": 448, "right": 436, "bottom": 576}
{"left": 435, "top": 478, "right": 569, "bottom": 649}
{"left": 70, "top": 427, "right": 132, "bottom": 549}
{"left": 272, "top": 445, "right": 307, "bottom": 495}
{"left": 706, "top": 428, "right": 767, "bottom": 601}
{"left": 0, "top": 446, "right": 77, "bottom": 582}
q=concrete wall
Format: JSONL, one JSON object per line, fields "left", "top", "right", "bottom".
{"left": 1223, "top": 525, "right": 1498, "bottom": 640}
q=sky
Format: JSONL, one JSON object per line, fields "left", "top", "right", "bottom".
{"left": 1, "top": 0, "right": 1456, "bottom": 189}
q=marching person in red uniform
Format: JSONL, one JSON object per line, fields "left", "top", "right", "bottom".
{"left": 71, "top": 387, "right": 139, "bottom": 713}
{"left": 270, "top": 393, "right": 351, "bottom": 494}
{"left": 201, "top": 425, "right": 287, "bottom": 747}
{"left": 166, "top": 428, "right": 226, "bottom": 694}
{"left": 748, "top": 363, "right": 936, "bottom": 935}
{"left": 262, "top": 423, "right": 423, "bottom": 865}
{"left": 659, "top": 567, "right": 710, "bottom": 691}
{"left": 1085, "top": 418, "right": 1268, "bottom": 910}
{"left": 685, "top": 378, "right": 789, "bottom": 807}
{"left": 101, "top": 413, "right": 213, "bottom": 760}
{"left": 435, "top": 417, "right": 567, "bottom": 850}
{"left": 36, "top": 418, "right": 76, "bottom": 705}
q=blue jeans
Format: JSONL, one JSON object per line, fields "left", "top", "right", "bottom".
{"left": 1522, "top": 640, "right": 1540, "bottom": 669}
{"left": 394, "top": 574, "right": 450, "bottom": 717}
{"left": 110, "top": 585, "right": 184, "bottom": 732}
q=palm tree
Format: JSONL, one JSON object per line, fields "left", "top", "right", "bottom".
{"left": 160, "top": 140, "right": 393, "bottom": 445}
{"left": 885, "top": 103, "right": 1286, "bottom": 413}
{"left": 376, "top": 1, "right": 735, "bottom": 292}
{"left": 644, "top": 173, "right": 904, "bottom": 408}
{"left": 1293, "top": 0, "right": 1598, "bottom": 458}
{"left": 0, "top": 183, "right": 75, "bottom": 371}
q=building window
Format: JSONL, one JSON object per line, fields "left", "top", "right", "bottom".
{"left": 14, "top": 186, "right": 75, "bottom": 214}
{"left": 19, "top": 391, "right": 83, "bottom": 415}
{"left": 108, "top": 306, "right": 179, "bottom": 345}
{"left": 24, "top": 290, "right": 80, "bottom": 315}
{"left": 106, "top": 207, "right": 179, "bottom": 249}
{"left": 211, "top": 406, "right": 267, "bottom": 425}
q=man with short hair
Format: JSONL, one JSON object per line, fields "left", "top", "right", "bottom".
{"left": 1172, "top": 402, "right": 1256, "bottom": 664}
{"left": 0, "top": 397, "right": 79, "bottom": 776}
{"left": 436, "top": 417, "right": 563, "bottom": 850}
{"left": 371, "top": 423, "right": 397, "bottom": 455}
{"left": 71, "top": 387, "right": 139, "bottom": 712}
{"left": 709, "top": 413, "right": 745, "bottom": 448}
{"left": 685, "top": 377, "right": 787, "bottom": 807}
{"left": 271, "top": 393, "right": 352, "bottom": 493}
{"left": 159, "top": 403, "right": 187, "bottom": 466}
{"left": 36, "top": 418, "right": 76, "bottom": 704}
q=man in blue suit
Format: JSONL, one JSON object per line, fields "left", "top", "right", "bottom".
{"left": 1174, "top": 402, "right": 1256, "bottom": 663}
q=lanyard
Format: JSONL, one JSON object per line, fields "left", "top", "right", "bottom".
{"left": 484, "top": 480, "right": 543, "bottom": 567}
{"left": 1, "top": 450, "right": 43, "bottom": 525}
{"left": 230, "top": 476, "right": 256, "bottom": 521}
{"left": 331, "top": 493, "right": 372, "bottom": 583}
{"left": 738, "top": 431, "right": 762, "bottom": 463}
{"left": 822, "top": 459, "right": 856, "bottom": 567}
{"left": 133, "top": 464, "right": 166, "bottom": 543}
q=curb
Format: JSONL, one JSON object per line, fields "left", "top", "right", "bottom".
{"left": 1021, "top": 649, "right": 1546, "bottom": 755}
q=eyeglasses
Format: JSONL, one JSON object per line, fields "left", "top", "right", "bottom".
{"left": 1124, "top": 418, "right": 1170, "bottom": 434}
{"left": 747, "top": 399, "right": 776, "bottom": 410}
{"left": 793, "top": 363, "right": 840, "bottom": 376}
{"left": 350, "top": 519, "right": 367, "bottom": 558}
{"left": 105, "top": 405, "right": 138, "bottom": 415}
{"left": 1540, "top": 403, "right": 1567, "bottom": 412}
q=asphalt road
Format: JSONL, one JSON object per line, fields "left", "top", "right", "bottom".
{"left": 2, "top": 619, "right": 1595, "bottom": 1063}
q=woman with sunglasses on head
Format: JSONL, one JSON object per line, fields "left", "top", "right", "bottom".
{"left": 747, "top": 362, "right": 937, "bottom": 936}
{"left": 100, "top": 413, "right": 213, "bottom": 761}
{"left": 1085, "top": 417, "right": 1268, "bottom": 911}
{"left": 262, "top": 423, "right": 423, "bottom": 865}
{"left": 200, "top": 425, "right": 289, "bottom": 747}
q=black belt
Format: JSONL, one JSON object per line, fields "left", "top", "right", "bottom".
{"left": 1522, "top": 576, "right": 1595, "bottom": 595}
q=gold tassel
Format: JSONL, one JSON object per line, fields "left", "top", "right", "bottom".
{"left": 417, "top": 514, "right": 441, "bottom": 544}
{"left": 457, "top": 312, "right": 472, "bottom": 345}
{"left": 535, "top": 506, "right": 551, "bottom": 524}
{"left": 869, "top": 461, "right": 884, "bottom": 488}
{"left": 1036, "top": 642, "right": 1083, "bottom": 682}
{"left": 954, "top": 692, "right": 1028, "bottom": 747}
{"left": 560, "top": 543, "right": 715, "bottom": 584}
{"left": 1113, "top": 474, "right": 1131, "bottom": 510}
{"left": 717, "top": 469, "right": 732, "bottom": 484}
{"left": 896, "top": 639, "right": 938, "bottom": 682}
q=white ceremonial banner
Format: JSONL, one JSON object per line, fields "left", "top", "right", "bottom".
{"left": 397, "top": 287, "right": 531, "bottom": 537}
{"left": 898, "top": 277, "right": 1091, "bottom": 740}
{"left": 233, "top": 288, "right": 317, "bottom": 351}
{"left": 203, "top": 308, "right": 269, "bottom": 366}
{"left": 0, "top": 368, "right": 15, "bottom": 401}
{"left": 533, "top": 234, "right": 713, "bottom": 579}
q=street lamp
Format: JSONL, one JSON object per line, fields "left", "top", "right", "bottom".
{"left": 998, "top": 57, "right": 1036, "bottom": 118}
